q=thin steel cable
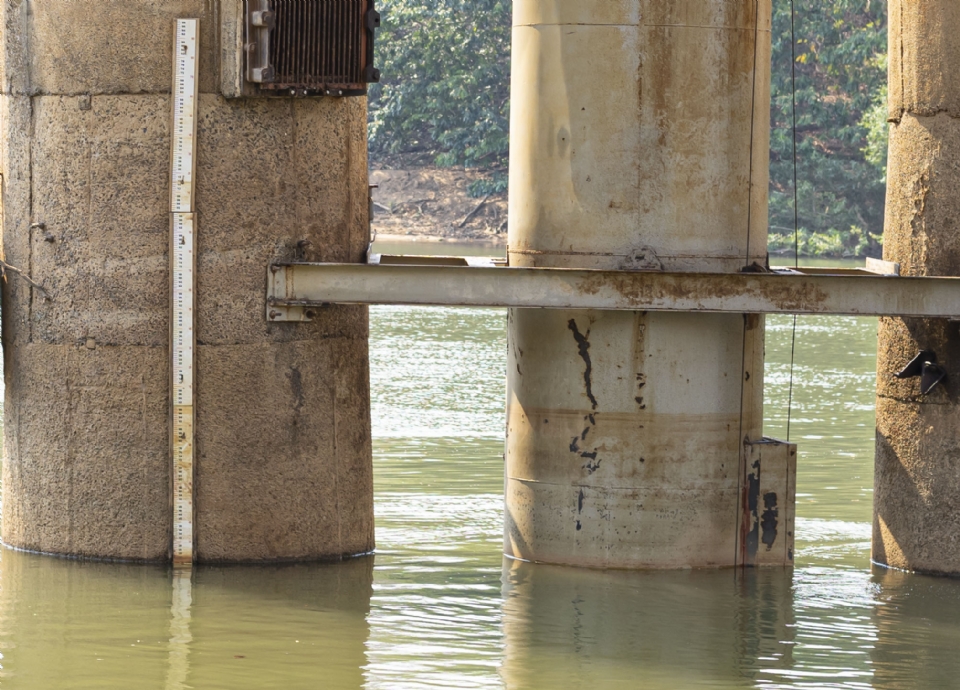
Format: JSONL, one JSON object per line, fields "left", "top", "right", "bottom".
{"left": 786, "top": 0, "right": 800, "bottom": 441}
{"left": 786, "top": 314, "right": 798, "bottom": 440}
{"left": 744, "top": 0, "right": 761, "bottom": 267}
{"left": 735, "top": 1, "right": 763, "bottom": 564}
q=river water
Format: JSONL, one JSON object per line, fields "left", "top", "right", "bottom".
{"left": 2, "top": 250, "right": 960, "bottom": 688}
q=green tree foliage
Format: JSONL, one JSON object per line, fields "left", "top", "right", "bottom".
{"left": 370, "top": 1, "right": 890, "bottom": 251}
{"left": 769, "top": 0, "right": 887, "bottom": 257}
{"left": 368, "top": 0, "right": 511, "bottom": 193}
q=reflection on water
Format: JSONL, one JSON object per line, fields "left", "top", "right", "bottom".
{"left": 501, "top": 562, "right": 795, "bottom": 689}
{"left": 0, "top": 553, "right": 372, "bottom": 689}
{"left": 165, "top": 570, "right": 192, "bottom": 690}
{"left": 2, "top": 250, "right": 960, "bottom": 688}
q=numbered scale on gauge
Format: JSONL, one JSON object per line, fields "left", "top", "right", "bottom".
{"left": 171, "top": 19, "right": 198, "bottom": 215}
{"left": 170, "top": 18, "right": 199, "bottom": 568}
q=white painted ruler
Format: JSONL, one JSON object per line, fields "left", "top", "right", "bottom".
{"left": 171, "top": 18, "right": 199, "bottom": 568}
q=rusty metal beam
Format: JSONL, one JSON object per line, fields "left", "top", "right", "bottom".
{"left": 265, "top": 261, "right": 960, "bottom": 321}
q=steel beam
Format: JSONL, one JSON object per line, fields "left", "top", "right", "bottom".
{"left": 265, "top": 261, "right": 960, "bottom": 321}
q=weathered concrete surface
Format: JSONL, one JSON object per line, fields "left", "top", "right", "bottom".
{"left": 887, "top": 0, "right": 960, "bottom": 121}
{"left": 874, "top": 117, "right": 960, "bottom": 574}
{"left": 505, "top": 0, "right": 776, "bottom": 568}
{"left": 509, "top": 0, "right": 770, "bottom": 273}
{"left": 1, "top": 2, "right": 373, "bottom": 561}
{"left": 874, "top": 0, "right": 960, "bottom": 575}
{"left": 3, "top": 1, "right": 222, "bottom": 95}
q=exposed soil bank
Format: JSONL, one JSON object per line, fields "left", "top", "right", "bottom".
{"left": 369, "top": 166, "right": 507, "bottom": 243}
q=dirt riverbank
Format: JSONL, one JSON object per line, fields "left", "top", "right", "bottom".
{"left": 369, "top": 166, "right": 507, "bottom": 244}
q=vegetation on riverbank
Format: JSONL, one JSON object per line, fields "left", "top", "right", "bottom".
{"left": 370, "top": 0, "right": 888, "bottom": 257}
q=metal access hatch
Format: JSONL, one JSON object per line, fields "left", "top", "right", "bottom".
{"left": 245, "top": 0, "right": 380, "bottom": 97}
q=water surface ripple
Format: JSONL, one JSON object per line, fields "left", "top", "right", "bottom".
{"left": 2, "top": 279, "right": 960, "bottom": 688}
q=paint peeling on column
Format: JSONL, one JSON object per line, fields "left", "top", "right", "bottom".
{"left": 761, "top": 492, "right": 779, "bottom": 549}
{"left": 742, "top": 459, "right": 761, "bottom": 561}
{"left": 568, "top": 319, "right": 598, "bottom": 409}
{"left": 581, "top": 452, "right": 601, "bottom": 474}
{"left": 570, "top": 413, "right": 602, "bottom": 474}
{"left": 576, "top": 488, "right": 585, "bottom": 531}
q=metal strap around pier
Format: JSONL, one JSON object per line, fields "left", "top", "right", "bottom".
{"left": 265, "top": 259, "right": 960, "bottom": 321}
{"left": 171, "top": 19, "right": 199, "bottom": 568}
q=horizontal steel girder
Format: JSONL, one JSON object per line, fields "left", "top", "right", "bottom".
{"left": 265, "top": 260, "right": 960, "bottom": 321}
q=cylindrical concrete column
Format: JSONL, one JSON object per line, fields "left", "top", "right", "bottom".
{"left": 505, "top": 0, "right": 771, "bottom": 568}
{"left": 1, "top": 2, "right": 373, "bottom": 561}
{"left": 874, "top": 1, "right": 960, "bottom": 575}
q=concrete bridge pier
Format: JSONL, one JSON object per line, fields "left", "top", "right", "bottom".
{"left": 874, "top": 1, "right": 960, "bottom": 575}
{"left": 504, "top": 0, "right": 784, "bottom": 568}
{"left": 0, "top": 2, "right": 374, "bottom": 562}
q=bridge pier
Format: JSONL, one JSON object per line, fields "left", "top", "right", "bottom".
{"left": 874, "top": 1, "right": 960, "bottom": 575}
{"left": 503, "top": 0, "right": 786, "bottom": 568}
{"left": 0, "top": 2, "right": 374, "bottom": 562}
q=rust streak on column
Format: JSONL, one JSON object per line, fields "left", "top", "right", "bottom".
{"left": 504, "top": 0, "right": 776, "bottom": 569}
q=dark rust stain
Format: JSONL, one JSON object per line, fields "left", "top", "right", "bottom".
{"left": 581, "top": 452, "right": 601, "bottom": 474}
{"left": 568, "top": 319, "right": 598, "bottom": 409}
{"left": 288, "top": 367, "right": 304, "bottom": 414}
{"left": 740, "top": 458, "right": 760, "bottom": 565}
{"left": 761, "top": 492, "right": 779, "bottom": 550}
{"left": 575, "top": 272, "right": 833, "bottom": 314}
{"left": 572, "top": 414, "right": 601, "bottom": 474}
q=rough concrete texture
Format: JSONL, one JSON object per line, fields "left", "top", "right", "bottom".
{"left": 1, "top": 1, "right": 374, "bottom": 561}
{"left": 875, "top": 114, "right": 960, "bottom": 574}
{"left": 887, "top": 0, "right": 960, "bottom": 121}
{"left": 3, "top": 1, "right": 222, "bottom": 95}
{"left": 505, "top": 0, "right": 773, "bottom": 568}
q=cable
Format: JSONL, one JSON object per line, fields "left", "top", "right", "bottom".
{"left": 785, "top": 0, "right": 800, "bottom": 441}
{"left": 786, "top": 315, "right": 798, "bottom": 440}
{"left": 744, "top": 0, "right": 761, "bottom": 267}
{"left": 790, "top": 1, "right": 800, "bottom": 267}
{"left": 736, "top": 0, "right": 764, "bottom": 564}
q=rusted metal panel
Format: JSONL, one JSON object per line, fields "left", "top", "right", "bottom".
{"left": 245, "top": 0, "right": 380, "bottom": 96}
{"left": 739, "top": 438, "right": 796, "bottom": 567}
{"left": 266, "top": 262, "right": 960, "bottom": 320}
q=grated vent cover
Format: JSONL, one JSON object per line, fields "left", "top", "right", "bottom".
{"left": 246, "top": 0, "right": 380, "bottom": 96}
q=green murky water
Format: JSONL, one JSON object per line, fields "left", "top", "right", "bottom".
{"left": 2, "top": 250, "right": 960, "bottom": 688}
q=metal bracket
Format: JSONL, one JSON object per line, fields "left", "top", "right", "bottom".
{"left": 264, "top": 257, "right": 960, "bottom": 322}
{"left": 267, "top": 263, "right": 323, "bottom": 322}
{"left": 245, "top": 0, "right": 275, "bottom": 83}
